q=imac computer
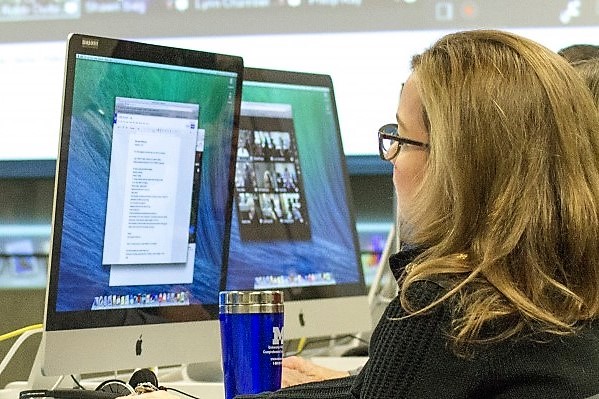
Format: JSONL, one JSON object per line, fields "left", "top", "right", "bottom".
{"left": 39, "top": 34, "right": 243, "bottom": 378}
{"left": 223, "top": 67, "right": 371, "bottom": 340}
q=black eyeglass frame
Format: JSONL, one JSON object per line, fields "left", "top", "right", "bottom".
{"left": 378, "top": 123, "right": 429, "bottom": 161}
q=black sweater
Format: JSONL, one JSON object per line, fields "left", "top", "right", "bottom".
{"left": 237, "top": 252, "right": 599, "bottom": 399}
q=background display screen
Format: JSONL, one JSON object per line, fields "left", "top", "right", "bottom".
{"left": 1, "top": 1, "right": 597, "bottom": 174}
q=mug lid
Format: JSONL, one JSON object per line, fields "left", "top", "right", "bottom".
{"left": 219, "top": 290, "right": 284, "bottom": 306}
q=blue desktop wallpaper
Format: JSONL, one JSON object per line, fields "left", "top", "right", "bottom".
{"left": 226, "top": 83, "right": 362, "bottom": 291}
{"left": 54, "top": 57, "right": 237, "bottom": 312}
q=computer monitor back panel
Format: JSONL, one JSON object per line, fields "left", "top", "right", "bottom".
{"left": 225, "top": 67, "right": 370, "bottom": 339}
{"left": 42, "top": 34, "right": 243, "bottom": 376}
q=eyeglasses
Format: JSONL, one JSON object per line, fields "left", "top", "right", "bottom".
{"left": 378, "top": 123, "right": 429, "bottom": 161}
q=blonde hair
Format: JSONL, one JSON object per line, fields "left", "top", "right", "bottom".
{"left": 401, "top": 30, "right": 599, "bottom": 351}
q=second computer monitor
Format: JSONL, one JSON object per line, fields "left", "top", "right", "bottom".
{"left": 224, "top": 67, "right": 371, "bottom": 340}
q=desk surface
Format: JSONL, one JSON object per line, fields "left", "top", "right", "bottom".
{"left": 1, "top": 357, "right": 368, "bottom": 399}
{"left": 162, "top": 357, "right": 367, "bottom": 399}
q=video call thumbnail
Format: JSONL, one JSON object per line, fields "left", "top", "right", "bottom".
{"left": 234, "top": 109, "right": 311, "bottom": 241}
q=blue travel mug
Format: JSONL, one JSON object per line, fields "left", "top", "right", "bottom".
{"left": 219, "top": 290, "right": 284, "bottom": 399}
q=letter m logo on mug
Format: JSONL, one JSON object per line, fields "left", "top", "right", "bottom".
{"left": 272, "top": 326, "right": 284, "bottom": 345}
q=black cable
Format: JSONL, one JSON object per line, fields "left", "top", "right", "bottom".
{"left": 70, "top": 375, "right": 86, "bottom": 390}
{"left": 163, "top": 386, "right": 201, "bottom": 399}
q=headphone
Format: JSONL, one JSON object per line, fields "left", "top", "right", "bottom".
{"left": 19, "top": 369, "right": 160, "bottom": 399}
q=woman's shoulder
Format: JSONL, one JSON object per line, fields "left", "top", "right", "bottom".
{"left": 505, "top": 319, "right": 599, "bottom": 352}
{"left": 470, "top": 322, "right": 599, "bottom": 397}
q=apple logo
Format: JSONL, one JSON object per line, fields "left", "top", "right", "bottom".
{"left": 135, "top": 334, "right": 143, "bottom": 356}
{"left": 298, "top": 311, "right": 305, "bottom": 327}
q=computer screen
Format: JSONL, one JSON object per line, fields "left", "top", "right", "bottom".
{"left": 40, "top": 34, "right": 243, "bottom": 377}
{"left": 223, "top": 67, "right": 371, "bottom": 340}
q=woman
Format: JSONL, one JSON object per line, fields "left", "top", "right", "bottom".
{"left": 572, "top": 58, "right": 599, "bottom": 106}
{"left": 244, "top": 29, "right": 599, "bottom": 398}
{"left": 135, "top": 29, "right": 599, "bottom": 399}
{"left": 557, "top": 43, "right": 599, "bottom": 63}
